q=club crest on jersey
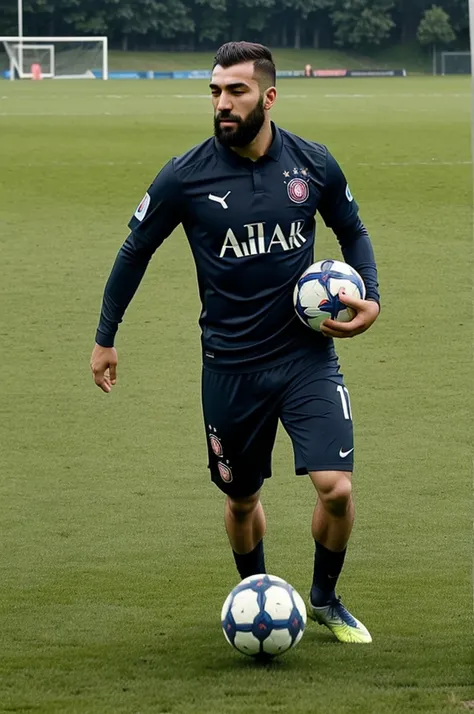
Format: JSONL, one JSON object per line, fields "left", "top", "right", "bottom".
{"left": 134, "top": 192, "right": 151, "bottom": 221}
{"left": 287, "top": 178, "right": 309, "bottom": 204}
{"left": 218, "top": 461, "right": 233, "bottom": 483}
{"left": 283, "top": 168, "right": 310, "bottom": 204}
{"left": 209, "top": 434, "right": 223, "bottom": 457}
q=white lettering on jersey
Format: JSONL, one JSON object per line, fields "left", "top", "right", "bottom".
{"left": 243, "top": 222, "right": 266, "bottom": 255}
{"left": 219, "top": 228, "right": 244, "bottom": 258}
{"left": 268, "top": 224, "right": 290, "bottom": 251}
{"left": 289, "top": 221, "right": 306, "bottom": 248}
{"left": 345, "top": 184, "right": 354, "bottom": 202}
{"left": 219, "top": 221, "right": 307, "bottom": 258}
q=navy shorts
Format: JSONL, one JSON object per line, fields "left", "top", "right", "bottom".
{"left": 202, "top": 355, "right": 354, "bottom": 498}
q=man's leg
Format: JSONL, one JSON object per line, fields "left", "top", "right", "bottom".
{"left": 202, "top": 367, "right": 278, "bottom": 582}
{"left": 225, "top": 490, "right": 267, "bottom": 579}
{"left": 309, "top": 470, "right": 353, "bottom": 601}
{"left": 307, "top": 469, "right": 371, "bottom": 643}
{"left": 279, "top": 362, "right": 371, "bottom": 643}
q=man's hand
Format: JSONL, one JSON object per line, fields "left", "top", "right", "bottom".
{"left": 90, "top": 344, "right": 118, "bottom": 393}
{"left": 321, "top": 289, "right": 380, "bottom": 339}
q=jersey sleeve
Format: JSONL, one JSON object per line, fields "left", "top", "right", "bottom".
{"left": 94, "top": 161, "right": 184, "bottom": 347}
{"left": 318, "top": 150, "right": 380, "bottom": 306}
{"left": 128, "top": 158, "right": 184, "bottom": 251}
{"left": 317, "top": 150, "right": 359, "bottom": 231}
{"left": 336, "top": 219, "right": 381, "bottom": 306}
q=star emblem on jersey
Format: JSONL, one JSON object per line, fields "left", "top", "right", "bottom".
{"left": 283, "top": 168, "right": 310, "bottom": 204}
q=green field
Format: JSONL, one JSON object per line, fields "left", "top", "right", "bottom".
{"left": 0, "top": 77, "right": 472, "bottom": 713}
{"left": 0, "top": 44, "right": 435, "bottom": 75}
{"left": 106, "top": 45, "right": 431, "bottom": 72}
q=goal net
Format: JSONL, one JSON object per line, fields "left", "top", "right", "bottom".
{"left": 0, "top": 36, "right": 108, "bottom": 80}
{"left": 440, "top": 52, "right": 471, "bottom": 75}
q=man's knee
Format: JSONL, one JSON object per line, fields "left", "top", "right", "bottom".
{"left": 310, "top": 471, "right": 352, "bottom": 517}
{"left": 226, "top": 490, "right": 261, "bottom": 520}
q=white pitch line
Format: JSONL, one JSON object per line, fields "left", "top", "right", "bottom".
{"left": 89, "top": 91, "right": 467, "bottom": 100}
{"left": 0, "top": 93, "right": 308, "bottom": 100}
{"left": 8, "top": 159, "right": 471, "bottom": 168}
{"left": 12, "top": 160, "right": 148, "bottom": 167}
{"left": 324, "top": 92, "right": 469, "bottom": 98}
{"left": 100, "top": 93, "right": 310, "bottom": 99}
{"left": 0, "top": 92, "right": 468, "bottom": 104}
{"left": 0, "top": 112, "right": 116, "bottom": 116}
{"left": 0, "top": 109, "right": 209, "bottom": 116}
{"left": 357, "top": 160, "right": 471, "bottom": 167}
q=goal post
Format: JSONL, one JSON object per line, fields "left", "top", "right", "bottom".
{"left": 440, "top": 51, "right": 471, "bottom": 75}
{"left": 0, "top": 36, "right": 108, "bottom": 80}
{"left": 12, "top": 44, "right": 55, "bottom": 78}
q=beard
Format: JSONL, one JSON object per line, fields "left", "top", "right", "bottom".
{"left": 214, "top": 96, "right": 265, "bottom": 148}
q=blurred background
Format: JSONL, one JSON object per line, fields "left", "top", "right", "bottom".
{"left": 0, "top": 0, "right": 471, "bottom": 75}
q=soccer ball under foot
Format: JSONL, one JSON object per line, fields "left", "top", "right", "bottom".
{"left": 221, "top": 574, "right": 307, "bottom": 658}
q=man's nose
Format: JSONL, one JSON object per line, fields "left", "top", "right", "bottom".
{"left": 217, "top": 93, "right": 233, "bottom": 113}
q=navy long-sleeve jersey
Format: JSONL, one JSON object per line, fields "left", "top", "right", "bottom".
{"left": 96, "top": 123, "right": 380, "bottom": 372}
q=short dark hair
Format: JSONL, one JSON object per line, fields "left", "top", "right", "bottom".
{"left": 212, "top": 41, "right": 276, "bottom": 87}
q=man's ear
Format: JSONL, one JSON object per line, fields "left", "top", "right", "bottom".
{"left": 264, "top": 87, "right": 277, "bottom": 110}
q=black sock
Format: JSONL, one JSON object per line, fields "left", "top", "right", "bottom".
{"left": 232, "top": 539, "right": 266, "bottom": 579}
{"left": 311, "top": 540, "right": 346, "bottom": 605}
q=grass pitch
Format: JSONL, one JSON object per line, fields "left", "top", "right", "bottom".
{"left": 0, "top": 77, "right": 472, "bottom": 713}
{"left": 105, "top": 45, "right": 431, "bottom": 72}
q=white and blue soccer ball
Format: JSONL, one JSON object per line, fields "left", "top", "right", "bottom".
{"left": 221, "top": 574, "right": 307, "bottom": 658}
{"left": 294, "top": 259, "right": 366, "bottom": 332}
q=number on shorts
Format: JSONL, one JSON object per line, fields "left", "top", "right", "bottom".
{"left": 337, "top": 385, "right": 352, "bottom": 420}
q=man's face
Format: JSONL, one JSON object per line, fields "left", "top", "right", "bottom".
{"left": 210, "top": 61, "right": 268, "bottom": 148}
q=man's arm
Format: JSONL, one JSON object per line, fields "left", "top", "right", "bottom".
{"left": 91, "top": 160, "right": 183, "bottom": 390}
{"left": 334, "top": 217, "right": 380, "bottom": 308}
{"left": 95, "top": 159, "right": 183, "bottom": 347}
{"left": 317, "top": 150, "right": 380, "bottom": 306}
{"left": 317, "top": 150, "right": 380, "bottom": 338}
{"left": 95, "top": 232, "right": 156, "bottom": 348}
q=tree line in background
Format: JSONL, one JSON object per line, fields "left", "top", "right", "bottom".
{"left": 0, "top": 0, "right": 469, "bottom": 53}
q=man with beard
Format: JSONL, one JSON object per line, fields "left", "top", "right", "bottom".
{"left": 91, "top": 42, "right": 380, "bottom": 644}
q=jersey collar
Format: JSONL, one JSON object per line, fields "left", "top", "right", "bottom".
{"left": 214, "top": 122, "right": 283, "bottom": 166}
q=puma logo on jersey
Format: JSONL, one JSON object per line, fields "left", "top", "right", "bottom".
{"left": 208, "top": 191, "right": 231, "bottom": 209}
